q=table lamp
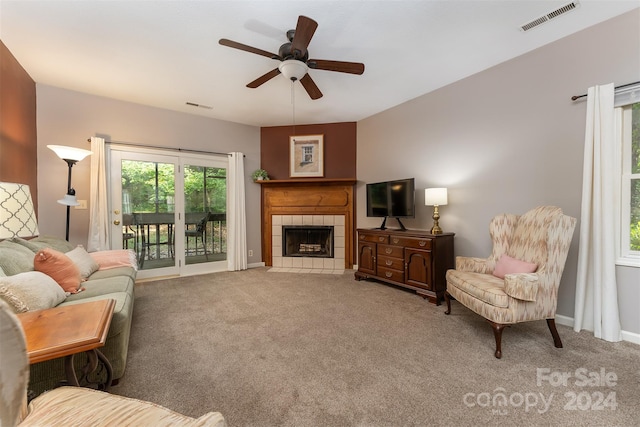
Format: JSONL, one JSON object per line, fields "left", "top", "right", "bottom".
{"left": 425, "top": 188, "right": 448, "bottom": 234}
{"left": 0, "top": 182, "right": 39, "bottom": 239}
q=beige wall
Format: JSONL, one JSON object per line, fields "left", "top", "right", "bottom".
{"left": 357, "top": 10, "right": 640, "bottom": 335}
{"left": 35, "top": 84, "right": 262, "bottom": 264}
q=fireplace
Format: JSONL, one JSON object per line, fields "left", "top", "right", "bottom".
{"left": 259, "top": 179, "right": 356, "bottom": 270}
{"left": 283, "top": 225, "right": 334, "bottom": 258}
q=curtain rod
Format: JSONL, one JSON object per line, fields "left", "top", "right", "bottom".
{"left": 571, "top": 81, "right": 640, "bottom": 101}
{"left": 86, "top": 138, "right": 245, "bottom": 157}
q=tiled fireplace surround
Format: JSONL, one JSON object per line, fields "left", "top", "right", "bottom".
{"left": 271, "top": 214, "right": 345, "bottom": 273}
{"left": 259, "top": 179, "right": 355, "bottom": 273}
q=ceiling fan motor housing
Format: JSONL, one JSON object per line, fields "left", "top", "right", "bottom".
{"left": 279, "top": 41, "right": 309, "bottom": 62}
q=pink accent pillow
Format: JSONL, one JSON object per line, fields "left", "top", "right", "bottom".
{"left": 34, "top": 248, "right": 84, "bottom": 294}
{"left": 492, "top": 254, "right": 537, "bottom": 279}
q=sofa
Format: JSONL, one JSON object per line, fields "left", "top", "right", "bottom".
{"left": 0, "top": 235, "right": 136, "bottom": 395}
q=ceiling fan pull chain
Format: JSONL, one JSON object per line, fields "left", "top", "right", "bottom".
{"left": 291, "top": 80, "right": 296, "bottom": 137}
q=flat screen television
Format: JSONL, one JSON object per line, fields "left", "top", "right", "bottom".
{"left": 366, "top": 178, "right": 415, "bottom": 230}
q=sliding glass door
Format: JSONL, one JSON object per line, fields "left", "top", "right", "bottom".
{"left": 180, "top": 157, "right": 227, "bottom": 276}
{"left": 109, "top": 148, "right": 227, "bottom": 279}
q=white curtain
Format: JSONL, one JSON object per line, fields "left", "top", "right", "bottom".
{"left": 573, "top": 83, "right": 622, "bottom": 342}
{"left": 227, "top": 152, "right": 247, "bottom": 271}
{"left": 87, "top": 137, "right": 110, "bottom": 252}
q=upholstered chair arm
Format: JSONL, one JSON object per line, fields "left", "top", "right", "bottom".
{"left": 455, "top": 256, "right": 491, "bottom": 273}
{"left": 504, "top": 273, "right": 540, "bottom": 302}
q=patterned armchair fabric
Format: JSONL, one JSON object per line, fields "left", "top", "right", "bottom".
{"left": 445, "top": 206, "right": 576, "bottom": 358}
{"left": 0, "top": 300, "right": 227, "bottom": 427}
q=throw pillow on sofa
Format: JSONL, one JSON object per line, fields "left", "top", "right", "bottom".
{"left": 34, "top": 248, "right": 83, "bottom": 294}
{"left": 0, "top": 271, "right": 66, "bottom": 313}
{"left": 0, "top": 240, "right": 35, "bottom": 276}
{"left": 10, "top": 235, "right": 75, "bottom": 253}
{"left": 65, "top": 246, "right": 100, "bottom": 280}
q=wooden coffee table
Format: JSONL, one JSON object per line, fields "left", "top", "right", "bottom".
{"left": 18, "top": 299, "right": 116, "bottom": 391}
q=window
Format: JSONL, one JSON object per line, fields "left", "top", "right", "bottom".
{"left": 617, "top": 100, "right": 640, "bottom": 266}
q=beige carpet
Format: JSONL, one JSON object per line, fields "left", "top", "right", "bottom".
{"left": 112, "top": 268, "right": 640, "bottom": 426}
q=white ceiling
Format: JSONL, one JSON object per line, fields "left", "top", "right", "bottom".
{"left": 1, "top": 1, "right": 637, "bottom": 127}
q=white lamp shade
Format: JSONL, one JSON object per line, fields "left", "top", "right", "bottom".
{"left": 47, "top": 144, "right": 92, "bottom": 161}
{"left": 58, "top": 194, "right": 79, "bottom": 206}
{"left": 425, "top": 188, "right": 448, "bottom": 206}
{"left": 278, "top": 59, "right": 309, "bottom": 81}
{"left": 0, "top": 182, "right": 39, "bottom": 239}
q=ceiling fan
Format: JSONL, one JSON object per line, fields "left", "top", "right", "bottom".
{"left": 219, "top": 15, "right": 365, "bottom": 100}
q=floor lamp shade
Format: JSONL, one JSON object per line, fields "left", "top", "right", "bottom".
{"left": 0, "top": 182, "right": 39, "bottom": 239}
{"left": 47, "top": 144, "right": 92, "bottom": 241}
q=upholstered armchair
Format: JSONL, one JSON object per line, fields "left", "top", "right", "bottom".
{"left": 444, "top": 206, "right": 576, "bottom": 358}
{"left": 0, "top": 299, "right": 226, "bottom": 427}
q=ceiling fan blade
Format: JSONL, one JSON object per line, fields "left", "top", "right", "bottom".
{"left": 219, "top": 38, "right": 280, "bottom": 60}
{"left": 308, "top": 59, "right": 365, "bottom": 75}
{"left": 300, "top": 74, "right": 323, "bottom": 100}
{"left": 247, "top": 68, "right": 281, "bottom": 88}
{"left": 290, "top": 16, "right": 318, "bottom": 59}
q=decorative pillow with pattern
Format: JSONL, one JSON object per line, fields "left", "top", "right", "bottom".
{"left": 33, "top": 248, "right": 83, "bottom": 294}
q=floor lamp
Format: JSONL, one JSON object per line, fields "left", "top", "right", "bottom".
{"left": 48, "top": 145, "right": 92, "bottom": 241}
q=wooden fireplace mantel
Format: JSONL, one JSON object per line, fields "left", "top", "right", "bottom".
{"left": 257, "top": 178, "right": 357, "bottom": 186}
{"left": 259, "top": 178, "right": 356, "bottom": 268}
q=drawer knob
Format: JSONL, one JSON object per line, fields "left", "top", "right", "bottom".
{"left": 379, "top": 237, "right": 385, "bottom": 242}
{"left": 419, "top": 241, "right": 427, "bottom": 247}
{"left": 385, "top": 272, "right": 393, "bottom": 278}
{"left": 385, "top": 248, "right": 392, "bottom": 254}
{"left": 360, "top": 235, "right": 365, "bottom": 239}
{"left": 392, "top": 238, "right": 399, "bottom": 244}
{"left": 386, "top": 260, "right": 392, "bottom": 266}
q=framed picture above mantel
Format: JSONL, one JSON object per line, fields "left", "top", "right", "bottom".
{"left": 290, "top": 134, "right": 324, "bottom": 178}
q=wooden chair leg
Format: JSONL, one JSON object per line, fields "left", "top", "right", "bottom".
{"left": 546, "top": 318, "right": 563, "bottom": 348}
{"left": 487, "top": 320, "right": 508, "bottom": 359}
{"left": 444, "top": 291, "right": 452, "bottom": 315}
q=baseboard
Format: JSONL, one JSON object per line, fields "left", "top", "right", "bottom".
{"left": 621, "top": 330, "right": 640, "bottom": 345}
{"left": 248, "top": 262, "right": 266, "bottom": 269}
{"left": 555, "top": 314, "right": 574, "bottom": 328}
{"left": 555, "top": 314, "right": 640, "bottom": 345}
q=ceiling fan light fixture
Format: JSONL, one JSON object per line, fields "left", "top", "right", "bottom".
{"left": 279, "top": 59, "right": 308, "bottom": 81}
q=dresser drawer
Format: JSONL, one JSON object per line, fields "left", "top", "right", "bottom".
{"left": 359, "top": 233, "right": 389, "bottom": 244}
{"left": 378, "top": 244, "right": 404, "bottom": 258}
{"left": 377, "top": 255, "right": 404, "bottom": 270}
{"left": 377, "top": 266, "right": 404, "bottom": 283}
{"left": 390, "top": 235, "right": 432, "bottom": 250}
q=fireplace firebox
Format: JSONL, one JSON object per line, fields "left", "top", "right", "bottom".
{"left": 282, "top": 226, "right": 334, "bottom": 258}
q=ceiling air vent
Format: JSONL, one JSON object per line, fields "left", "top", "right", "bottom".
{"left": 185, "top": 101, "right": 213, "bottom": 110}
{"left": 520, "top": 1, "right": 580, "bottom": 32}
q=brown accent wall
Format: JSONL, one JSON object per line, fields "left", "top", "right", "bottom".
{"left": 0, "top": 40, "right": 38, "bottom": 212}
{"left": 260, "top": 122, "right": 356, "bottom": 180}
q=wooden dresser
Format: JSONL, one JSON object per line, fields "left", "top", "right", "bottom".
{"left": 355, "top": 228, "right": 455, "bottom": 305}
